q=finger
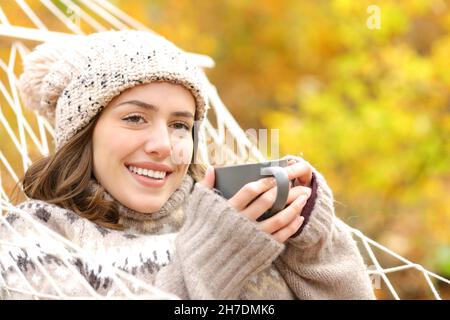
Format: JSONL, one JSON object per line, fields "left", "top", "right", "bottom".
{"left": 241, "top": 185, "right": 310, "bottom": 221}
{"left": 284, "top": 160, "right": 313, "bottom": 187}
{"left": 281, "top": 154, "right": 303, "bottom": 166}
{"left": 240, "top": 186, "right": 278, "bottom": 221}
{"left": 283, "top": 155, "right": 306, "bottom": 186}
{"left": 227, "top": 177, "right": 276, "bottom": 212}
{"left": 199, "top": 166, "right": 215, "bottom": 189}
{"left": 272, "top": 215, "right": 305, "bottom": 244}
{"left": 284, "top": 186, "right": 312, "bottom": 205}
{"left": 258, "top": 192, "right": 308, "bottom": 235}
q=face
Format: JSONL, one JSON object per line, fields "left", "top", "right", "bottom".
{"left": 92, "top": 82, "right": 196, "bottom": 213}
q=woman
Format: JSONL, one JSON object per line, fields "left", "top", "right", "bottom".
{"left": 1, "top": 30, "right": 375, "bottom": 299}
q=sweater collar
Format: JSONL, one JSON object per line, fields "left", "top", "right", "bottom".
{"left": 91, "top": 174, "right": 194, "bottom": 234}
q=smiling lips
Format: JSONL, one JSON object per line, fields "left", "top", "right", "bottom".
{"left": 125, "top": 161, "right": 174, "bottom": 188}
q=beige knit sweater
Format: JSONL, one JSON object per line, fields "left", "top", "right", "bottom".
{"left": 0, "top": 165, "right": 375, "bottom": 300}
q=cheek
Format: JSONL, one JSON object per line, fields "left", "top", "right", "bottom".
{"left": 171, "top": 137, "right": 194, "bottom": 167}
{"left": 92, "top": 124, "right": 132, "bottom": 176}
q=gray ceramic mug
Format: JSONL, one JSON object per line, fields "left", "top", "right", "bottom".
{"left": 213, "top": 159, "right": 292, "bottom": 221}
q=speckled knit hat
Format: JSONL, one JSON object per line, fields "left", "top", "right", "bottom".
{"left": 18, "top": 30, "right": 209, "bottom": 150}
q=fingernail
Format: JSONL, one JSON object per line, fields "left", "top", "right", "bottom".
{"left": 298, "top": 194, "right": 308, "bottom": 204}
{"left": 298, "top": 216, "right": 305, "bottom": 225}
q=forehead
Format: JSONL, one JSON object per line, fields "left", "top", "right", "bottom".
{"left": 111, "top": 82, "right": 196, "bottom": 113}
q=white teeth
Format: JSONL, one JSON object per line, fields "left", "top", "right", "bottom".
{"left": 128, "top": 165, "right": 167, "bottom": 179}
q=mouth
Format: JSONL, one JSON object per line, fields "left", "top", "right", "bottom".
{"left": 125, "top": 164, "right": 173, "bottom": 187}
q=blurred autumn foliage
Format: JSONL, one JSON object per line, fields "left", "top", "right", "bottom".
{"left": 1, "top": 0, "right": 449, "bottom": 299}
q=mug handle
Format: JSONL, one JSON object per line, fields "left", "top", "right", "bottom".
{"left": 260, "top": 166, "right": 290, "bottom": 216}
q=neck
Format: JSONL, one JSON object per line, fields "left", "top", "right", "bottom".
{"left": 94, "top": 175, "right": 194, "bottom": 234}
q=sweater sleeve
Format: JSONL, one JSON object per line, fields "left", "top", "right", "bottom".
{"left": 154, "top": 183, "right": 285, "bottom": 299}
{"left": 273, "top": 164, "right": 376, "bottom": 300}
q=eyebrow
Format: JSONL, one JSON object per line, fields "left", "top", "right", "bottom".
{"left": 115, "top": 100, "right": 195, "bottom": 119}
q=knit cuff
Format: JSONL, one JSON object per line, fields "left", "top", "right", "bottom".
{"left": 177, "top": 183, "right": 285, "bottom": 299}
{"left": 288, "top": 165, "right": 335, "bottom": 249}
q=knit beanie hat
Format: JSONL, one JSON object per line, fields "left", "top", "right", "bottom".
{"left": 18, "top": 30, "right": 209, "bottom": 150}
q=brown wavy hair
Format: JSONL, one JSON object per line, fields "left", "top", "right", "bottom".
{"left": 16, "top": 113, "right": 206, "bottom": 230}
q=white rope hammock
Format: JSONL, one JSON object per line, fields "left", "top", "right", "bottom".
{"left": 0, "top": 0, "right": 448, "bottom": 300}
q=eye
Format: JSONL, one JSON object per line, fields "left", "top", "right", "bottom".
{"left": 171, "top": 122, "right": 191, "bottom": 131}
{"left": 122, "top": 114, "right": 146, "bottom": 124}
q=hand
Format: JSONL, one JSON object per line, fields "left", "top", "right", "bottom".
{"left": 200, "top": 160, "right": 313, "bottom": 244}
{"left": 199, "top": 166, "right": 216, "bottom": 189}
{"left": 281, "top": 155, "right": 313, "bottom": 188}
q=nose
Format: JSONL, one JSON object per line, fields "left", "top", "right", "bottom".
{"left": 143, "top": 125, "right": 172, "bottom": 159}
